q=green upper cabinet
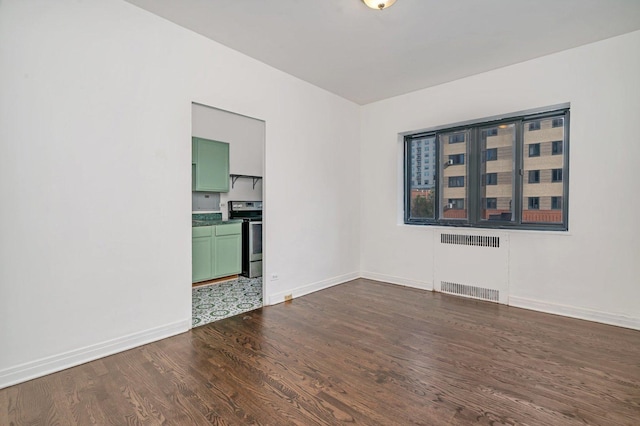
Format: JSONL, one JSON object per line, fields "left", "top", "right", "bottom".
{"left": 192, "top": 137, "right": 230, "bottom": 192}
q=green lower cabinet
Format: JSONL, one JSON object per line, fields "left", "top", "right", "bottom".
{"left": 214, "top": 234, "right": 242, "bottom": 278}
{"left": 192, "top": 227, "right": 213, "bottom": 283}
{"left": 192, "top": 223, "right": 241, "bottom": 283}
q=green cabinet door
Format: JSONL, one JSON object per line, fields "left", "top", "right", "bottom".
{"left": 214, "top": 234, "right": 242, "bottom": 278}
{"left": 193, "top": 137, "right": 229, "bottom": 192}
{"left": 192, "top": 227, "right": 213, "bottom": 283}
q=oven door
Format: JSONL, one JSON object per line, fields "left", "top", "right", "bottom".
{"left": 248, "top": 221, "right": 262, "bottom": 262}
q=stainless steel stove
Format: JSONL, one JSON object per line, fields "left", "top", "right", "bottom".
{"left": 228, "top": 201, "right": 262, "bottom": 278}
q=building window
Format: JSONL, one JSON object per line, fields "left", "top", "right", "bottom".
{"left": 448, "top": 176, "right": 465, "bottom": 187}
{"left": 528, "top": 170, "right": 540, "bottom": 184}
{"left": 528, "top": 143, "right": 540, "bottom": 157}
{"left": 449, "top": 133, "right": 465, "bottom": 144}
{"left": 486, "top": 173, "right": 498, "bottom": 185}
{"left": 448, "top": 199, "right": 464, "bottom": 209}
{"left": 404, "top": 106, "right": 569, "bottom": 230}
{"left": 448, "top": 154, "right": 465, "bottom": 165}
{"left": 552, "top": 141, "right": 563, "bottom": 155}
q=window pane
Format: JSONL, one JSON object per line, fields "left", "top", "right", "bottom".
{"left": 480, "top": 123, "right": 515, "bottom": 221}
{"left": 523, "top": 116, "right": 566, "bottom": 223}
{"left": 440, "top": 130, "right": 468, "bottom": 219}
{"left": 408, "top": 136, "right": 436, "bottom": 220}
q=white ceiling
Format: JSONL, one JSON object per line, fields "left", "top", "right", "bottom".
{"left": 125, "top": 0, "right": 640, "bottom": 105}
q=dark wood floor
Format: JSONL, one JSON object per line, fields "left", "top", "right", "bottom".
{"left": 2, "top": 279, "right": 640, "bottom": 425}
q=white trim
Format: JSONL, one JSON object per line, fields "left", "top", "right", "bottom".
{"left": 509, "top": 296, "right": 640, "bottom": 331}
{"left": 0, "top": 319, "right": 190, "bottom": 390}
{"left": 360, "top": 271, "right": 433, "bottom": 291}
{"left": 266, "top": 272, "right": 359, "bottom": 305}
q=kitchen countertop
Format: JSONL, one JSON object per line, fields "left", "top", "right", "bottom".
{"left": 192, "top": 212, "right": 242, "bottom": 227}
{"left": 192, "top": 219, "right": 243, "bottom": 227}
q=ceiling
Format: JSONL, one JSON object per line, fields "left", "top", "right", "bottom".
{"left": 125, "top": 0, "right": 640, "bottom": 105}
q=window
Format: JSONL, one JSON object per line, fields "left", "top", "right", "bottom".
{"left": 528, "top": 143, "right": 540, "bottom": 157}
{"left": 448, "top": 154, "right": 465, "bottom": 165}
{"left": 449, "top": 133, "right": 465, "bottom": 144}
{"left": 406, "top": 136, "right": 436, "bottom": 220}
{"left": 448, "top": 199, "right": 464, "bottom": 209}
{"left": 552, "top": 141, "right": 563, "bottom": 155}
{"left": 528, "top": 170, "right": 540, "bottom": 184}
{"left": 552, "top": 118, "right": 563, "bottom": 128}
{"left": 405, "top": 107, "right": 569, "bottom": 230}
{"left": 448, "top": 176, "right": 465, "bottom": 187}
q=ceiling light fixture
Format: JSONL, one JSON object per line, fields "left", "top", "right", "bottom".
{"left": 362, "top": 0, "right": 396, "bottom": 10}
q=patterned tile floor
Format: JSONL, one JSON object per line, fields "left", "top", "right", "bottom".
{"left": 192, "top": 276, "right": 263, "bottom": 327}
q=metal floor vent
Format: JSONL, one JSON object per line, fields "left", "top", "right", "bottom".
{"left": 441, "top": 281, "right": 499, "bottom": 302}
{"left": 441, "top": 233, "right": 500, "bottom": 248}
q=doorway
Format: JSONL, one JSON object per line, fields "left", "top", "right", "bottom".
{"left": 191, "top": 103, "right": 265, "bottom": 328}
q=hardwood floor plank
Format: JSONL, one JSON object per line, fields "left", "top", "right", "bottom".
{"left": 2, "top": 278, "right": 639, "bottom": 425}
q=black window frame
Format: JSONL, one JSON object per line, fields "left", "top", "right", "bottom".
{"left": 485, "top": 148, "right": 498, "bottom": 161}
{"left": 486, "top": 173, "right": 498, "bottom": 185}
{"left": 404, "top": 105, "right": 569, "bottom": 231}
{"left": 552, "top": 168, "right": 563, "bottom": 182}
{"left": 448, "top": 176, "right": 465, "bottom": 187}
{"left": 528, "top": 197, "right": 540, "bottom": 210}
{"left": 448, "top": 153, "right": 465, "bottom": 165}
{"left": 528, "top": 143, "right": 541, "bottom": 157}
{"left": 552, "top": 140, "right": 563, "bottom": 155}
{"left": 449, "top": 133, "right": 465, "bottom": 144}
{"left": 528, "top": 170, "right": 540, "bottom": 184}
{"left": 448, "top": 198, "right": 465, "bottom": 209}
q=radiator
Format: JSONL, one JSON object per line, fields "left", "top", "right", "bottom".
{"left": 434, "top": 231, "right": 509, "bottom": 304}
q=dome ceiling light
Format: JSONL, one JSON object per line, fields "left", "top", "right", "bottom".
{"left": 362, "top": 0, "right": 397, "bottom": 10}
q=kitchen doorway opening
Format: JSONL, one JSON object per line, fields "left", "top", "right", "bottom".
{"left": 190, "top": 102, "right": 265, "bottom": 328}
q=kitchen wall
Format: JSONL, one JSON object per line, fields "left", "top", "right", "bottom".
{"left": 191, "top": 103, "right": 264, "bottom": 219}
{"left": 360, "top": 30, "right": 640, "bottom": 330}
{"left": 0, "top": 0, "right": 360, "bottom": 388}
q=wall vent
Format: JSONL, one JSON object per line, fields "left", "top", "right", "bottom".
{"left": 440, "top": 281, "right": 499, "bottom": 302}
{"left": 440, "top": 233, "right": 500, "bottom": 248}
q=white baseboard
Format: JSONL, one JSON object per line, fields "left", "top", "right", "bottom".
{"left": 509, "top": 296, "right": 640, "bottom": 331}
{"left": 0, "top": 319, "right": 190, "bottom": 390}
{"left": 266, "top": 272, "right": 359, "bottom": 305}
{"left": 360, "top": 271, "right": 433, "bottom": 291}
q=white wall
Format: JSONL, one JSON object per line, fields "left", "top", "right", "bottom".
{"left": 192, "top": 103, "right": 264, "bottom": 218}
{"left": 0, "top": 0, "right": 360, "bottom": 388}
{"left": 360, "top": 30, "right": 640, "bottom": 330}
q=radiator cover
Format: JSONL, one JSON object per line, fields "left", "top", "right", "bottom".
{"left": 434, "top": 231, "right": 509, "bottom": 304}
